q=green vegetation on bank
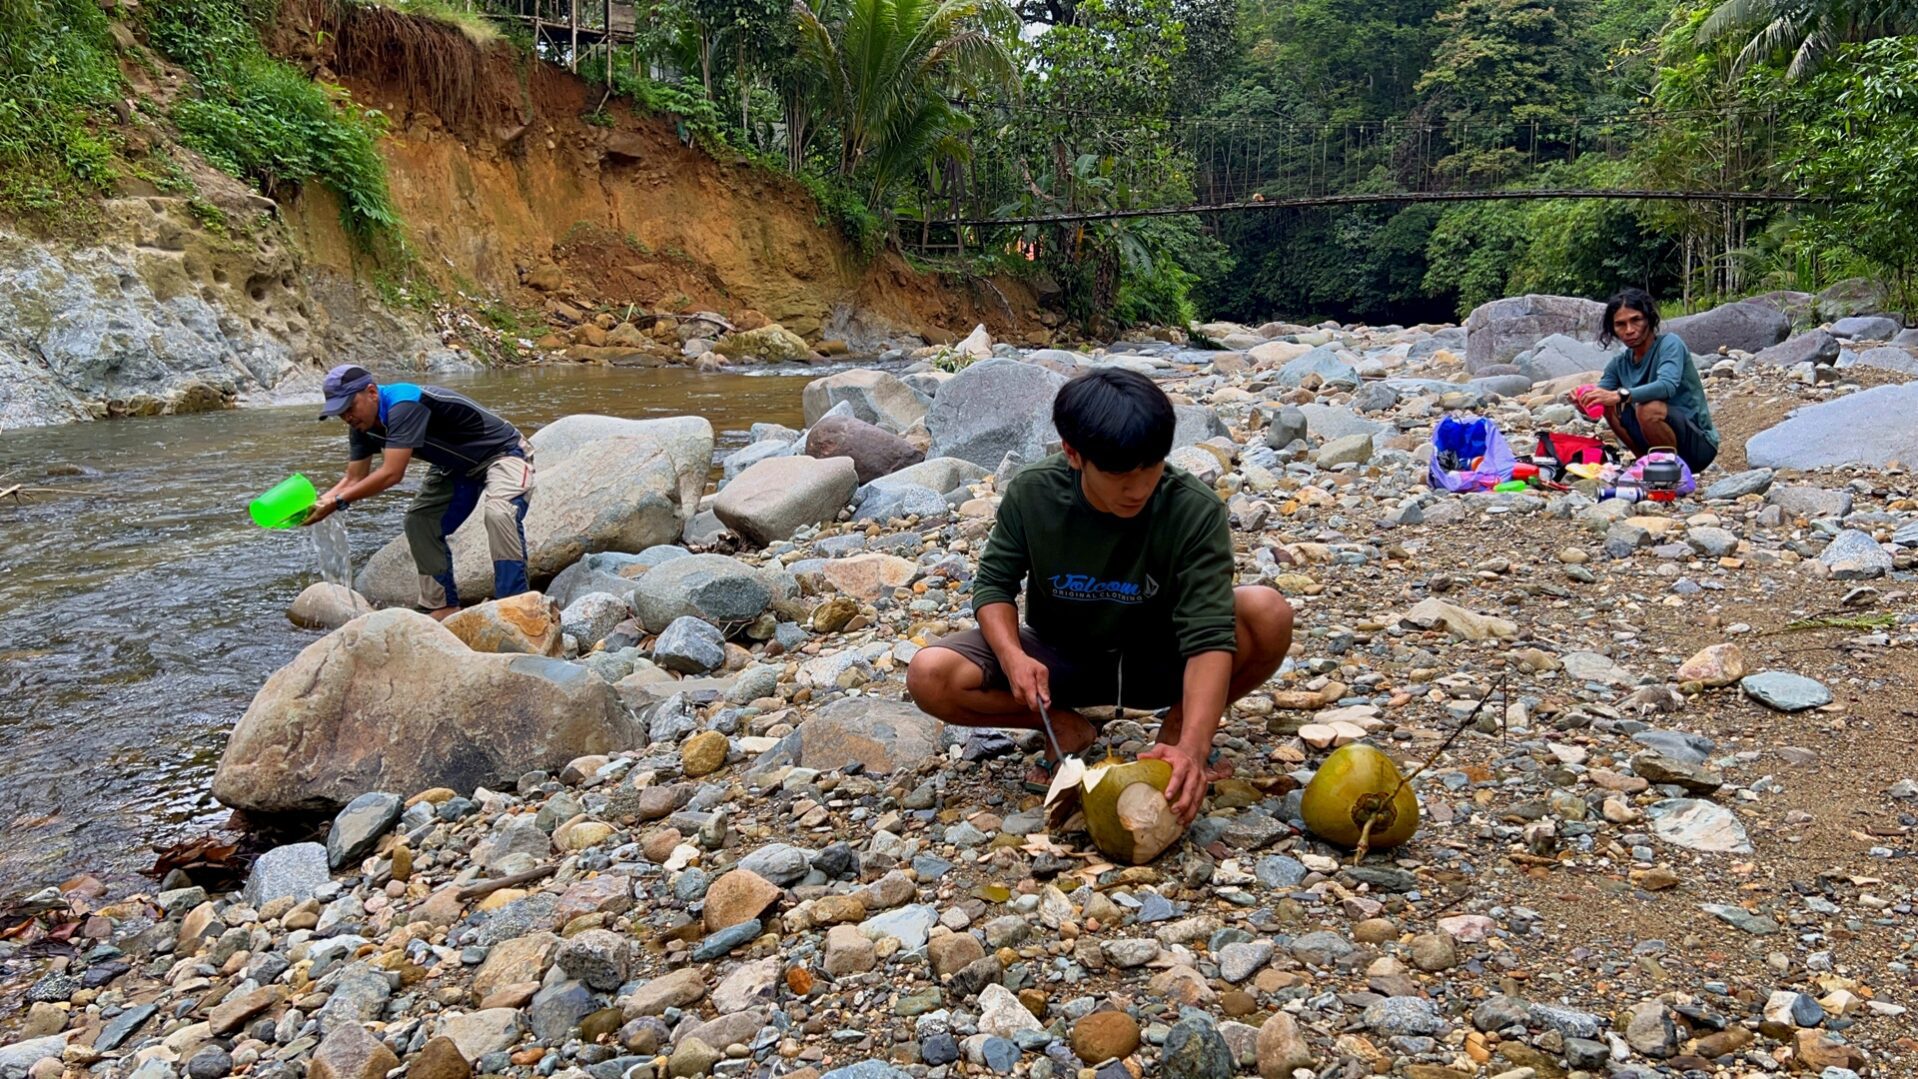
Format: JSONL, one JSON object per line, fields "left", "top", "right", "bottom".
{"left": 0, "top": 0, "right": 122, "bottom": 224}
{"left": 143, "top": 0, "right": 399, "bottom": 245}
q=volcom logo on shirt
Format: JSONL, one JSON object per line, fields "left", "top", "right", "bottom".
{"left": 1048, "top": 573, "right": 1160, "bottom": 603}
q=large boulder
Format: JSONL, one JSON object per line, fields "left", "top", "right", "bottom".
{"left": 1754, "top": 330, "right": 1839, "bottom": 367}
{"left": 1837, "top": 345, "right": 1918, "bottom": 375}
{"left": 926, "top": 358, "right": 1068, "bottom": 468}
{"left": 1832, "top": 314, "right": 1901, "bottom": 340}
{"left": 1465, "top": 294, "right": 1606, "bottom": 373}
{"left": 1514, "top": 333, "right": 1609, "bottom": 383}
{"left": 714, "top": 455, "right": 858, "bottom": 546}
{"left": 1665, "top": 301, "right": 1791, "bottom": 355}
{"left": 631, "top": 554, "right": 782, "bottom": 633}
{"left": 1746, "top": 383, "right": 1918, "bottom": 470}
{"left": 212, "top": 610, "right": 640, "bottom": 813}
{"left": 805, "top": 415, "right": 925, "bottom": 484}
{"left": 803, "top": 369, "right": 929, "bottom": 432}
{"left": 356, "top": 416, "right": 714, "bottom": 606}
{"left": 716, "top": 324, "right": 815, "bottom": 362}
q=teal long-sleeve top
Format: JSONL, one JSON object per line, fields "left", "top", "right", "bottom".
{"left": 1597, "top": 332, "right": 1720, "bottom": 448}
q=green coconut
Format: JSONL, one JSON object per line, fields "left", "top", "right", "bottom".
{"left": 1075, "top": 756, "right": 1183, "bottom": 865}
{"left": 1300, "top": 743, "right": 1419, "bottom": 850}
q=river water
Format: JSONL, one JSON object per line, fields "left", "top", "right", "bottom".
{"left": 0, "top": 363, "right": 832, "bottom": 891}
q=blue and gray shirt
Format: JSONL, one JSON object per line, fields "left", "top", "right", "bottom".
{"left": 346, "top": 383, "right": 524, "bottom": 474}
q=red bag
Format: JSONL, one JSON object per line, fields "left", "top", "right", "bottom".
{"left": 1534, "top": 431, "right": 1617, "bottom": 469}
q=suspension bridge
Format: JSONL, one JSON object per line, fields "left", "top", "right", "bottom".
{"left": 449, "top": 1, "right": 1803, "bottom": 241}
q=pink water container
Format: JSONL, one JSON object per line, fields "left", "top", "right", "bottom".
{"left": 1573, "top": 384, "right": 1605, "bottom": 420}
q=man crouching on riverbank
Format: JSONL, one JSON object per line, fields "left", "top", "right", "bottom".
{"left": 303, "top": 364, "right": 535, "bottom": 620}
{"left": 906, "top": 367, "right": 1293, "bottom": 824}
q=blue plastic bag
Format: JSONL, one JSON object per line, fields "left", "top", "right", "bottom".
{"left": 1428, "top": 416, "right": 1518, "bottom": 492}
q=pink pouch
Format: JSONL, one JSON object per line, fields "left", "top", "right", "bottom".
{"left": 1572, "top": 384, "right": 1604, "bottom": 420}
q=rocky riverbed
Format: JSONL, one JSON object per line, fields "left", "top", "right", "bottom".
{"left": 3, "top": 297, "right": 1916, "bottom": 1079}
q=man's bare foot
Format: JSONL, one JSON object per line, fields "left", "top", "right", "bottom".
{"left": 427, "top": 605, "right": 460, "bottom": 622}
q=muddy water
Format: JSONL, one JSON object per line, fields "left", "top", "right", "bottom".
{"left": 0, "top": 362, "right": 837, "bottom": 889}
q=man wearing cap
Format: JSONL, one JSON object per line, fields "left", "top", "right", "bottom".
{"left": 304, "top": 364, "right": 535, "bottom": 619}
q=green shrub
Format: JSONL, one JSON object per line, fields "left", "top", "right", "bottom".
{"left": 800, "top": 173, "right": 882, "bottom": 257}
{"left": 144, "top": 0, "right": 399, "bottom": 246}
{"left": 0, "top": 0, "right": 123, "bottom": 221}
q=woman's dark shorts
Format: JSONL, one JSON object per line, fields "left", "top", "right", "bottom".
{"left": 1621, "top": 403, "right": 1718, "bottom": 472}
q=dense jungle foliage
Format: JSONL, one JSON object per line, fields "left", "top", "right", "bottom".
{"left": 5, "top": 0, "right": 1918, "bottom": 323}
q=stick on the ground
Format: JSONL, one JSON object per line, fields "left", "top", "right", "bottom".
{"left": 1351, "top": 674, "right": 1508, "bottom": 865}
{"left": 457, "top": 862, "right": 558, "bottom": 901}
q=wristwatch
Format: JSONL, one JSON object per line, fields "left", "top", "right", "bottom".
{"left": 1619, "top": 387, "right": 1633, "bottom": 404}
{"left": 333, "top": 494, "right": 350, "bottom": 511}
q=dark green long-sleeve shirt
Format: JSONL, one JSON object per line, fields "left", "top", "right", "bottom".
{"left": 971, "top": 454, "right": 1237, "bottom": 659}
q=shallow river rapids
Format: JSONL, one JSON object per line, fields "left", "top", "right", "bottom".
{"left": 0, "top": 362, "right": 847, "bottom": 890}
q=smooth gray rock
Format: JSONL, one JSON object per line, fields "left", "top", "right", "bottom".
{"left": 1832, "top": 315, "right": 1901, "bottom": 340}
{"left": 1467, "top": 373, "right": 1534, "bottom": 398}
{"left": 714, "top": 455, "right": 859, "bottom": 546}
{"left": 631, "top": 554, "right": 776, "bottom": 633}
{"left": 1746, "top": 384, "right": 1918, "bottom": 470}
{"left": 213, "top": 612, "right": 638, "bottom": 813}
{"left": 326, "top": 792, "right": 402, "bottom": 870}
{"left": 243, "top": 843, "right": 330, "bottom": 906}
{"left": 1465, "top": 294, "right": 1606, "bottom": 372}
{"left": 1275, "top": 345, "right": 1358, "bottom": 389}
{"left": 738, "top": 843, "right": 813, "bottom": 886}
{"left": 1820, "top": 529, "right": 1893, "bottom": 580}
{"left": 1315, "top": 433, "right": 1374, "bottom": 469}
{"left": 1172, "top": 404, "right": 1229, "bottom": 447}
{"left": 1666, "top": 301, "right": 1790, "bottom": 354}
{"left": 1262, "top": 405, "right": 1307, "bottom": 449}
{"left": 1515, "top": 332, "right": 1609, "bottom": 382}
{"left": 1767, "top": 485, "right": 1853, "bottom": 519}
{"left": 1741, "top": 671, "right": 1832, "bottom": 712}
{"left": 1703, "top": 468, "right": 1773, "bottom": 500}
{"left": 653, "top": 615, "right": 727, "bottom": 674}
{"left": 1298, "top": 403, "right": 1389, "bottom": 443}
{"left": 1754, "top": 330, "right": 1840, "bottom": 366}
{"left": 854, "top": 482, "right": 949, "bottom": 523}
{"left": 560, "top": 592, "right": 631, "bottom": 650}
{"left": 547, "top": 551, "right": 656, "bottom": 607}
{"left": 1838, "top": 345, "right": 1918, "bottom": 374}
{"left": 721, "top": 437, "right": 796, "bottom": 482}
{"left": 866, "top": 456, "right": 989, "bottom": 493}
{"left": 925, "top": 358, "right": 1068, "bottom": 468}
{"left": 754, "top": 697, "right": 944, "bottom": 775}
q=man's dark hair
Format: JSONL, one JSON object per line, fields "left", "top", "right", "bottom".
{"left": 1052, "top": 367, "right": 1176, "bottom": 472}
{"left": 1599, "top": 287, "right": 1661, "bottom": 346}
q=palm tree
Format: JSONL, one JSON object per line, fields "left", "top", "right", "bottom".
{"left": 1699, "top": 0, "right": 1918, "bottom": 77}
{"left": 792, "top": 0, "right": 1016, "bottom": 206}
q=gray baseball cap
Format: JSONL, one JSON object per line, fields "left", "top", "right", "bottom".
{"left": 319, "top": 364, "right": 374, "bottom": 418}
